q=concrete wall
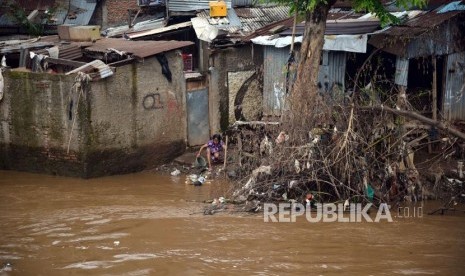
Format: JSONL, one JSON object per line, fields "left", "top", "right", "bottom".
{"left": 0, "top": 71, "right": 85, "bottom": 176}
{"left": 208, "top": 44, "right": 263, "bottom": 132}
{"left": 0, "top": 50, "right": 187, "bottom": 177}
{"left": 87, "top": 51, "right": 187, "bottom": 177}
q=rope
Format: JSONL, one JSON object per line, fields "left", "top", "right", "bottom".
{"left": 67, "top": 72, "right": 91, "bottom": 154}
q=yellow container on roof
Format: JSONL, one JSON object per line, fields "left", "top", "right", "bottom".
{"left": 209, "top": 1, "right": 227, "bottom": 17}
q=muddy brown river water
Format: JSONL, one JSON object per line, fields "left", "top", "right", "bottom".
{"left": 0, "top": 170, "right": 464, "bottom": 275}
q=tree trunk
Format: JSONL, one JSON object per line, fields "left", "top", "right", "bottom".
{"left": 286, "top": 2, "right": 334, "bottom": 137}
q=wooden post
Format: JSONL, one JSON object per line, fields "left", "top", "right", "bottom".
{"left": 237, "top": 134, "right": 242, "bottom": 167}
{"left": 223, "top": 136, "right": 228, "bottom": 170}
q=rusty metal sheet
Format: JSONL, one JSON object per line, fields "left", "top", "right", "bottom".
{"left": 83, "top": 38, "right": 194, "bottom": 59}
{"left": 169, "top": 0, "right": 232, "bottom": 12}
{"left": 444, "top": 52, "right": 465, "bottom": 121}
{"left": 35, "top": 44, "right": 83, "bottom": 60}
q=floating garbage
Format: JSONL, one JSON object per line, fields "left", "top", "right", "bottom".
{"left": 1, "top": 262, "right": 12, "bottom": 272}
{"left": 113, "top": 241, "right": 120, "bottom": 246}
{"left": 289, "top": 180, "right": 298, "bottom": 189}
{"left": 193, "top": 176, "right": 206, "bottom": 186}
{"left": 294, "top": 159, "right": 301, "bottom": 173}
{"left": 188, "top": 174, "right": 198, "bottom": 182}
{"left": 170, "top": 169, "right": 181, "bottom": 176}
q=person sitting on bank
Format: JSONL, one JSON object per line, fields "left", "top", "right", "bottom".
{"left": 197, "top": 134, "right": 226, "bottom": 170}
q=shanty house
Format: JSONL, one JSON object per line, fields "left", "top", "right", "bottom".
{"left": 369, "top": 1, "right": 465, "bottom": 122}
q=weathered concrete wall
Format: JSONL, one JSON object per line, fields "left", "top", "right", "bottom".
{"left": 0, "top": 71, "right": 85, "bottom": 176}
{"left": 208, "top": 44, "right": 263, "bottom": 132}
{"left": 87, "top": 51, "right": 187, "bottom": 177}
{"left": 227, "top": 70, "right": 262, "bottom": 123}
{"left": 0, "top": 51, "right": 187, "bottom": 177}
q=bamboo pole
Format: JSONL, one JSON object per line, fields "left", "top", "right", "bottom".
{"left": 223, "top": 136, "right": 228, "bottom": 170}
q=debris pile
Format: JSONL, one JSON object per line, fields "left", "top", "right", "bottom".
{"left": 227, "top": 92, "right": 465, "bottom": 211}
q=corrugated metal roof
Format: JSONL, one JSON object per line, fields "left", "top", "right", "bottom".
{"left": 66, "top": 59, "right": 114, "bottom": 80}
{"left": 368, "top": 8, "right": 465, "bottom": 57}
{"left": 64, "top": 0, "right": 97, "bottom": 26}
{"left": 197, "top": 5, "right": 290, "bottom": 36}
{"left": 243, "top": 10, "right": 379, "bottom": 42}
{"left": 127, "top": 21, "right": 193, "bottom": 39}
{"left": 242, "top": 17, "right": 293, "bottom": 41}
{"left": 279, "top": 20, "right": 380, "bottom": 36}
{"left": 404, "top": 10, "right": 462, "bottom": 28}
{"left": 35, "top": 44, "right": 83, "bottom": 60}
{"left": 83, "top": 38, "right": 194, "bottom": 58}
{"left": 169, "top": 0, "right": 232, "bottom": 12}
{"left": 0, "top": 35, "right": 90, "bottom": 57}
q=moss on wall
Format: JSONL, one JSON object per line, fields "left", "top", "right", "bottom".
{"left": 1, "top": 51, "right": 187, "bottom": 178}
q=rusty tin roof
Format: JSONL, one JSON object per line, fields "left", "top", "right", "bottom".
{"left": 83, "top": 38, "right": 194, "bottom": 59}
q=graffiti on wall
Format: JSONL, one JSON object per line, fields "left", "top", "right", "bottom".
{"left": 142, "top": 93, "right": 163, "bottom": 110}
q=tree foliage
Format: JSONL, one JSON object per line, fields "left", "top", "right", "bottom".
{"left": 273, "top": 0, "right": 427, "bottom": 25}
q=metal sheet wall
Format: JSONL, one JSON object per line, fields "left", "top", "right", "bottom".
{"left": 187, "top": 88, "right": 210, "bottom": 146}
{"left": 317, "top": 51, "right": 346, "bottom": 95}
{"left": 444, "top": 51, "right": 465, "bottom": 121}
{"left": 263, "top": 45, "right": 290, "bottom": 116}
{"left": 263, "top": 47, "right": 346, "bottom": 115}
{"left": 169, "top": 0, "right": 232, "bottom": 12}
{"left": 395, "top": 56, "right": 409, "bottom": 86}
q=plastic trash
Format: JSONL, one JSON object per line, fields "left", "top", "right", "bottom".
{"left": 343, "top": 199, "right": 349, "bottom": 211}
{"left": 366, "top": 184, "right": 374, "bottom": 201}
{"left": 294, "top": 159, "right": 301, "bottom": 173}
{"left": 1, "top": 262, "right": 12, "bottom": 272}
{"left": 170, "top": 169, "right": 181, "bottom": 176}
{"left": 188, "top": 174, "right": 198, "bottom": 182}
{"left": 289, "top": 180, "right": 298, "bottom": 189}
{"left": 113, "top": 241, "right": 120, "bottom": 246}
{"left": 193, "top": 176, "right": 206, "bottom": 186}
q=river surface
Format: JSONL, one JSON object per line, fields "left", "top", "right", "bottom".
{"left": 0, "top": 170, "right": 464, "bottom": 275}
